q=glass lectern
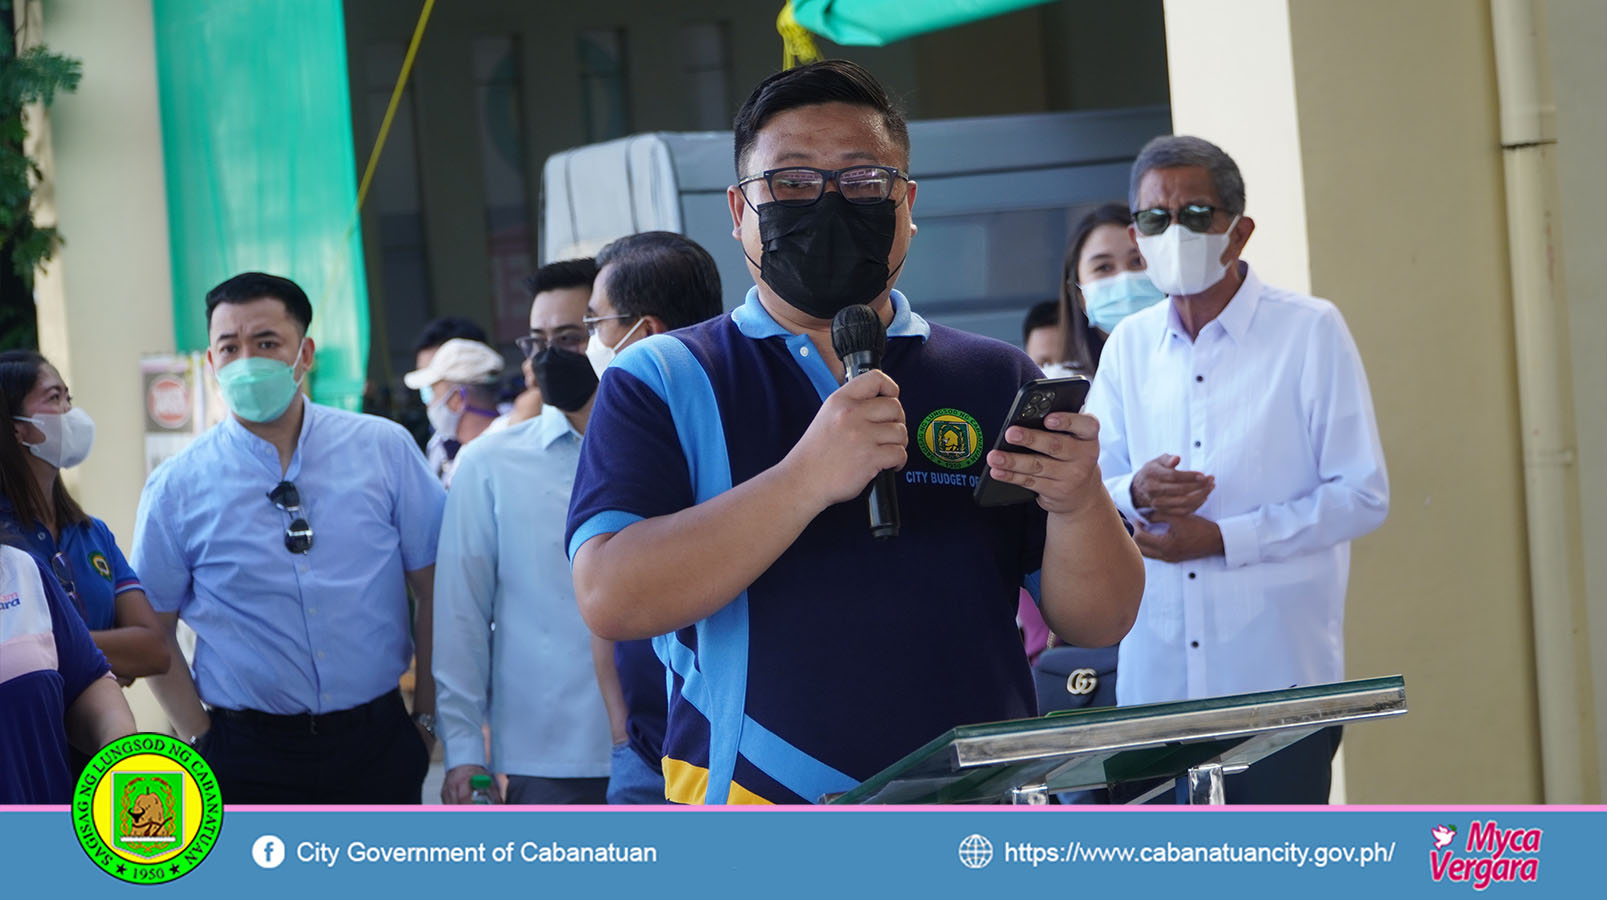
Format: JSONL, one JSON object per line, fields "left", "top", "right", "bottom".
{"left": 828, "top": 675, "right": 1407, "bottom": 805}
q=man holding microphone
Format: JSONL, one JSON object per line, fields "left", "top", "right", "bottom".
{"left": 566, "top": 60, "right": 1142, "bottom": 805}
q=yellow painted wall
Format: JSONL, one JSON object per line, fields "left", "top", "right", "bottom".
{"left": 1546, "top": 0, "right": 1607, "bottom": 798}
{"left": 30, "top": 0, "right": 175, "bottom": 731}
{"left": 1163, "top": 0, "right": 1546, "bottom": 801}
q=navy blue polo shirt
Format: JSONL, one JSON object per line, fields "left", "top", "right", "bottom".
{"left": 0, "top": 544, "right": 112, "bottom": 803}
{"left": 614, "top": 638, "right": 667, "bottom": 772}
{"left": 1, "top": 502, "right": 142, "bottom": 632}
{"left": 567, "top": 289, "right": 1045, "bottom": 804}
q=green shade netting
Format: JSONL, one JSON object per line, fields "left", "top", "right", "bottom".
{"left": 152, "top": 0, "right": 369, "bottom": 410}
{"left": 792, "top": 0, "right": 1057, "bottom": 46}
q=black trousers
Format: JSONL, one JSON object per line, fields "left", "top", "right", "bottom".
{"left": 1113, "top": 727, "right": 1342, "bottom": 806}
{"left": 197, "top": 688, "right": 429, "bottom": 804}
{"left": 1219, "top": 727, "right": 1342, "bottom": 805}
{"left": 504, "top": 775, "right": 609, "bottom": 805}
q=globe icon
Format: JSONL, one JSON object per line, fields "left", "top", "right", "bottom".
{"left": 957, "top": 834, "right": 993, "bottom": 869}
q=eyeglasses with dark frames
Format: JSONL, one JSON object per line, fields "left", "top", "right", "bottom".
{"left": 1131, "top": 203, "right": 1223, "bottom": 237}
{"left": 50, "top": 552, "right": 87, "bottom": 620}
{"left": 737, "top": 165, "right": 909, "bottom": 208}
{"left": 515, "top": 329, "right": 589, "bottom": 359}
{"left": 267, "top": 480, "right": 314, "bottom": 554}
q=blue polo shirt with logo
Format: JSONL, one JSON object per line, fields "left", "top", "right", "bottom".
{"left": 1, "top": 501, "right": 142, "bottom": 632}
{"left": 566, "top": 288, "right": 1045, "bottom": 804}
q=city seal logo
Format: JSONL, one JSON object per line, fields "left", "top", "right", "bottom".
{"left": 90, "top": 551, "right": 112, "bottom": 581}
{"left": 918, "top": 408, "right": 983, "bottom": 470}
{"left": 74, "top": 732, "right": 222, "bottom": 884}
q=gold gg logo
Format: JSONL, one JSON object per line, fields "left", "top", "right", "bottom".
{"left": 1066, "top": 668, "right": 1098, "bottom": 695}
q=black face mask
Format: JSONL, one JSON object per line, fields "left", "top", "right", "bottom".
{"left": 529, "top": 346, "right": 598, "bottom": 412}
{"left": 748, "top": 192, "right": 901, "bottom": 320}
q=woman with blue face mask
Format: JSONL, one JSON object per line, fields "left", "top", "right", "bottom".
{"left": 1056, "top": 204, "right": 1166, "bottom": 375}
{"left": 0, "top": 351, "right": 170, "bottom": 689}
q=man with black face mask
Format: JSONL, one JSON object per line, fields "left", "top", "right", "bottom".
{"left": 432, "top": 257, "right": 614, "bottom": 805}
{"left": 566, "top": 60, "right": 1143, "bottom": 805}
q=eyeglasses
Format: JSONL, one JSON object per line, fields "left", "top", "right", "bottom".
{"left": 515, "top": 329, "right": 588, "bottom": 359}
{"left": 737, "top": 165, "right": 908, "bottom": 208}
{"left": 582, "top": 313, "right": 636, "bottom": 336}
{"left": 50, "top": 552, "right": 86, "bottom": 620}
{"left": 267, "top": 480, "right": 314, "bottom": 554}
{"left": 1132, "top": 203, "right": 1224, "bottom": 236}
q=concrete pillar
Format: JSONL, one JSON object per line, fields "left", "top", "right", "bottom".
{"left": 1162, "top": 0, "right": 1548, "bottom": 801}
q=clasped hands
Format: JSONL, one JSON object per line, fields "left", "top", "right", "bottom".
{"left": 1129, "top": 454, "right": 1222, "bottom": 563}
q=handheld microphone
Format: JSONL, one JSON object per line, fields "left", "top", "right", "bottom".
{"left": 831, "top": 304, "right": 901, "bottom": 540}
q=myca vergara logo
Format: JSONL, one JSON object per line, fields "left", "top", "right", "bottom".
{"left": 1428, "top": 820, "right": 1540, "bottom": 890}
{"left": 918, "top": 408, "right": 983, "bottom": 470}
{"left": 73, "top": 732, "right": 222, "bottom": 884}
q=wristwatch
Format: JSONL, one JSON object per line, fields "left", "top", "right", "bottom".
{"left": 413, "top": 712, "right": 436, "bottom": 737}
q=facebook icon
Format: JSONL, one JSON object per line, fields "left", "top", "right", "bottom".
{"left": 252, "top": 835, "right": 286, "bottom": 869}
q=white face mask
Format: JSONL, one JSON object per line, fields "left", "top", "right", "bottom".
{"left": 586, "top": 317, "right": 645, "bottom": 377}
{"left": 426, "top": 388, "right": 463, "bottom": 437}
{"left": 1040, "top": 361, "right": 1079, "bottom": 379}
{"left": 15, "top": 407, "right": 96, "bottom": 469}
{"left": 1134, "top": 215, "right": 1241, "bottom": 297}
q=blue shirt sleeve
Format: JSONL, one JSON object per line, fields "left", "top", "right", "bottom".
{"left": 389, "top": 421, "right": 447, "bottom": 572}
{"left": 430, "top": 444, "right": 498, "bottom": 770}
{"left": 38, "top": 556, "right": 111, "bottom": 702}
{"left": 564, "top": 363, "right": 696, "bottom": 560}
{"left": 130, "top": 467, "right": 191, "bottom": 614}
{"left": 92, "top": 519, "right": 143, "bottom": 595}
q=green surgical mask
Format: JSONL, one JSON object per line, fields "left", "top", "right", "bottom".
{"left": 216, "top": 341, "right": 307, "bottom": 423}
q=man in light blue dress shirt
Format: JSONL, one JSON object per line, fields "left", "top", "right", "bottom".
{"left": 1086, "top": 137, "right": 1389, "bottom": 804}
{"left": 433, "top": 258, "right": 613, "bottom": 804}
{"left": 134, "top": 273, "right": 446, "bottom": 804}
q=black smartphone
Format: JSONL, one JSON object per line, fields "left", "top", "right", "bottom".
{"left": 972, "top": 375, "right": 1093, "bottom": 507}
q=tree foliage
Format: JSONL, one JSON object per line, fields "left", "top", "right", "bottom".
{"left": 1, "top": 0, "right": 82, "bottom": 348}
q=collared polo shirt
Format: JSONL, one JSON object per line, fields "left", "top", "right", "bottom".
{"left": 567, "top": 289, "right": 1045, "bottom": 804}
{"left": 132, "top": 400, "right": 446, "bottom": 715}
{"left": 1, "top": 502, "right": 141, "bottom": 631}
{"left": 0, "top": 544, "right": 111, "bottom": 803}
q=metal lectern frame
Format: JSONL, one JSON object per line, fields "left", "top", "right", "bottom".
{"left": 828, "top": 675, "right": 1407, "bottom": 805}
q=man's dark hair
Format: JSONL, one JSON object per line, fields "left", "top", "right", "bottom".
{"left": 205, "top": 272, "right": 313, "bottom": 333}
{"left": 595, "top": 232, "right": 722, "bottom": 330}
{"left": 411, "top": 316, "right": 488, "bottom": 356}
{"left": 1129, "top": 135, "right": 1246, "bottom": 217}
{"left": 732, "top": 59, "right": 910, "bottom": 175}
{"left": 523, "top": 258, "right": 598, "bottom": 299}
{"left": 1022, "top": 300, "right": 1060, "bottom": 345}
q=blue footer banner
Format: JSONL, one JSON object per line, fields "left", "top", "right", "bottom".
{"left": 3, "top": 805, "right": 1600, "bottom": 897}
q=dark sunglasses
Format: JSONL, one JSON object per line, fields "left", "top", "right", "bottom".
{"left": 267, "top": 480, "right": 314, "bottom": 554}
{"left": 1132, "top": 203, "right": 1223, "bottom": 236}
{"left": 50, "top": 552, "right": 87, "bottom": 620}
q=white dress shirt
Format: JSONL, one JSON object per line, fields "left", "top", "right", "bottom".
{"left": 432, "top": 404, "right": 611, "bottom": 778}
{"left": 1085, "top": 263, "right": 1389, "bottom": 705}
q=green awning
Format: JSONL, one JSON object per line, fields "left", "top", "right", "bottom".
{"left": 152, "top": 0, "right": 369, "bottom": 410}
{"left": 791, "top": 0, "right": 1057, "bottom": 47}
